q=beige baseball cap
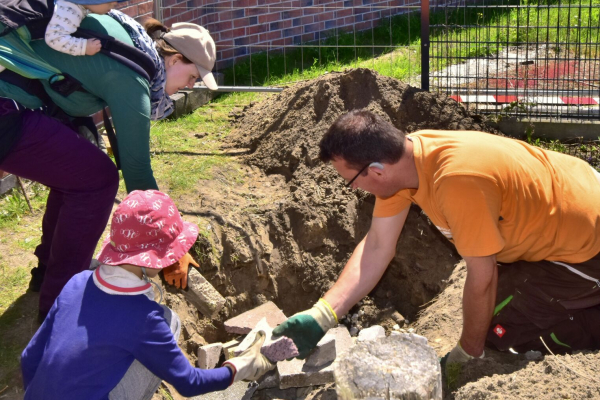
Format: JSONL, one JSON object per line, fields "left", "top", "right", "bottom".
{"left": 163, "top": 23, "right": 218, "bottom": 90}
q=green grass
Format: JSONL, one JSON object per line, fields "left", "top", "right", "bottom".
{"left": 148, "top": 99, "right": 250, "bottom": 196}
{"left": 0, "top": 183, "right": 48, "bottom": 230}
{"left": 218, "top": 0, "right": 600, "bottom": 86}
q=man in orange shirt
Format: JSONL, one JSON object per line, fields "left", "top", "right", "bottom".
{"left": 273, "top": 109, "right": 600, "bottom": 367}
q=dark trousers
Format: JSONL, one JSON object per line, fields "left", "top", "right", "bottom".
{"left": 0, "top": 110, "right": 119, "bottom": 313}
{"left": 486, "top": 254, "right": 600, "bottom": 354}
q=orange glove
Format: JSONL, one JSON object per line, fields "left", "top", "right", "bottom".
{"left": 162, "top": 253, "right": 199, "bottom": 289}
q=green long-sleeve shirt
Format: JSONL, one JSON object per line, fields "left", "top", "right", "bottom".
{"left": 0, "top": 14, "right": 157, "bottom": 192}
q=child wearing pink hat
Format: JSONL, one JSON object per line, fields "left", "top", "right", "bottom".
{"left": 21, "top": 190, "right": 273, "bottom": 400}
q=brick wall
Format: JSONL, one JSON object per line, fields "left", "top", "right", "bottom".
{"left": 114, "top": 0, "right": 156, "bottom": 22}
{"left": 151, "top": 0, "right": 418, "bottom": 71}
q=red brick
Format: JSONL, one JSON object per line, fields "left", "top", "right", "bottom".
{"left": 232, "top": 0, "right": 257, "bottom": 6}
{"left": 355, "top": 20, "right": 373, "bottom": 30}
{"left": 259, "top": 30, "right": 282, "bottom": 41}
{"left": 217, "top": 39, "right": 235, "bottom": 47}
{"left": 161, "top": 7, "right": 172, "bottom": 18}
{"left": 302, "top": 32, "right": 316, "bottom": 42}
{"left": 137, "top": 2, "right": 153, "bottom": 16}
{"left": 247, "top": 24, "right": 268, "bottom": 34}
{"left": 177, "top": 10, "right": 195, "bottom": 22}
{"left": 163, "top": 16, "right": 178, "bottom": 26}
{"left": 233, "top": 18, "right": 251, "bottom": 28}
{"left": 247, "top": 6, "right": 268, "bottom": 16}
{"left": 314, "top": 11, "right": 335, "bottom": 22}
{"left": 271, "top": 37, "right": 292, "bottom": 46}
{"left": 291, "top": 0, "right": 302, "bottom": 6}
{"left": 336, "top": 8, "right": 352, "bottom": 18}
{"left": 201, "top": 12, "right": 219, "bottom": 24}
{"left": 281, "top": 9, "right": 302, "bottom": 19}
{"left": 216, "top": 59, "right": 234, "bottom": 70}
{"left": 119, "top": 5, "right": 137, "bottom": 17}
{"left": 220, "top": 27, "right": 246, "bottom": 39}
{"left": 303, "top": 5, "right": 323, "bottom": 15}
{"left": 258, "top": 11, "right": 280, "bottom": 24}
{"left": 344, "top": 16, "right": 355, "bottom": 25}
{"left": 300, "top": 15, "right": 313, "bottom": 24}
{"left": 220, "top": 48, "right": 235, "bottom": 59}
{"left": 280, "top": 19, "right": 293, "bottom": 28}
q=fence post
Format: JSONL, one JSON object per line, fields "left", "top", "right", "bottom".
{"left": 420, "top": 0, "right": 430, "bottom": 91}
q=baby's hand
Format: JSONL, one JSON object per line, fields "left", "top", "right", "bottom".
{"left": 85, "top": 39, "right": 102, "bottom": 55}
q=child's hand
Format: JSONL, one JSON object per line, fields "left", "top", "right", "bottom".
{"left": 85, "top": 39, "right": 102, "bottom": 55}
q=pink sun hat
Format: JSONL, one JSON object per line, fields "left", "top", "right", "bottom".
{"left": 96, "top": 190, "right": 198, "bottom": 269}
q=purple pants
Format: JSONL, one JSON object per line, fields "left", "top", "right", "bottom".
{"left": 0, "top": 110, "right": 119, "bottom": 314}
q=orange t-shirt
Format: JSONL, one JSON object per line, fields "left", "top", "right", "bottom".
{"left": 373, "top": 130, "right": 600, "bottom": 263}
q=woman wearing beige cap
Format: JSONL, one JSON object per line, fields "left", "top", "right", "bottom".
{"left": 0, "top": 11, "right": 218, "bottom": 320}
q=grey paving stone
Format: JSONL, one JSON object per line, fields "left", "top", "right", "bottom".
{"left": 183, "top": 268, "right": 226, "bottom": 319}
{"left": 334, "top": 333, "right": 441, "bottom": 399}
{"left": 304, "top": 336, "right": 336, "bottom": 368}
{"left": 198, "top": 342, "right": 223, "bottom": 370}
{"left": 234, "top": 317, "right": 299, "bottom": 362}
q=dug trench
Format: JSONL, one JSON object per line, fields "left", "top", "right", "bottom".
{"left": 158, "top": 68, "right": 600, "bottom": 399}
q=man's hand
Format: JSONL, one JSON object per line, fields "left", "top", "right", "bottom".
{"left": 85, "top": 39, "right": 102, "bottom": 55}
{"left": 162, "top": 253, "right": 199, "bottom": 289}
{"left": 443, "top": 341, "right": 484, "bottom": 375}
{"left": 223, "top": 331, "right": 275, "bottom": 383}
{"left": 272, "top": 299, "right": 338, "bottom": 359}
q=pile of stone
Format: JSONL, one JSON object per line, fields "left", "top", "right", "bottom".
{"left": 195, "top": 301, "right": 355, "bottom": 400}
{"left": 188, "top": 294, "right": 441, "bottom": 400}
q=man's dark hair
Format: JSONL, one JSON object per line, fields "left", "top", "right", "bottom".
{"left": 319, "top": 110, "right": 406, "bottom": 168}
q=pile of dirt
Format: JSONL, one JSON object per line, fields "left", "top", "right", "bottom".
{"left": 221, "top": 68, "right": 495, "bottom": 321}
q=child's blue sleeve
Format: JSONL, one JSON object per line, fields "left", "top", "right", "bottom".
{"left": 21, "top": 303, "right": 57, "bottom": 388}
{"left": 131, "top": 309, "right": 232, "bottom": 397}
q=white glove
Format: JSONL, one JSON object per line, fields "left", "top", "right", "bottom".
{"left": 223, "top": 331, "right": 275, "bottom": 383}
{"left": 447, "top": 341, "right": 484, "bottom": 365}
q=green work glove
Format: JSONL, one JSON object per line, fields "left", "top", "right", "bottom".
{"left": 223, "top": 331, "right": 275, "bottom": 384}
{"left": 272, "top": 298, "right": 338, "bottom": 359}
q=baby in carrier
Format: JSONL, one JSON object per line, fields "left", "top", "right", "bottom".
{"left": 45, "top": 0, "right": 125, "bottom": 55}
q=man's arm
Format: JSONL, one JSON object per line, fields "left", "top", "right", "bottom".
{"left": 323, "top": 206, "right": 410, "bottom": 317}
{"left": 272, "top": 207, "right": 410, "bottom": 357}
{"left": 460, "top": 254, "right": 498, "bottom": 357}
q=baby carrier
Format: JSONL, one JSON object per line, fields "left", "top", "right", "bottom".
{"left": 0, "top": 0, "right": 157, "bottom": 168}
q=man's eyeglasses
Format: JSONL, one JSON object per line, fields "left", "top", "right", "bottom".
{"left": 345, "top": 163, "right": 371, "bottom": 188}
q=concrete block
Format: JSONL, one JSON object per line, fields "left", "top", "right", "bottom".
{"left": 183, "top": 268, "right": 226, "bottom": 319}
{"left": 304, "top": 336, "right": 336, "bottom": 368}
{"left": 190, "top": 380, "right": 256, "bottom": 400}
{"left": 224, "top": 301, "right": 287, "bottom": 334}
{"left": 334, "top": 333, "right": 442, "bottom": 400}
{"left": 169, "top": 73, "right": 224, "bottom": 120}
{"left": 198, "top": 342, "right": 222, "bottom": 369}
{"left": 234, "top": 317, "right": 299, "bottom": 362}
{"left": 277, "top": 357, "right": 335, "bottom": 389}
{"left": 357, "top": 325, "right": 385, "bottom": 342}
{"left": 277, "top": 327, "right": 354, "bottom": 390}
{"left": 0, "top": 173, "right": 16, "bottom": 195}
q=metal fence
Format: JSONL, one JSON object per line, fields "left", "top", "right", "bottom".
{"left": 425, "top": 0, "right": 600, "bottom": 123}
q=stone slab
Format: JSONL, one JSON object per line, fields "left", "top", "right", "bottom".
{"left": 277, "top": 326, "right": 353, "bottom": 389}
{"left": 190, "top": 380, "right": 256, "bottom": 400}
{"left": 357, "top": 325, "right": 385, "bottom": 342}
{"left": 224, "top": 301, "right": 287, "bottom": 335}
{"left": 305, "top": 336, "right": 336, "bottom": 368}
{"left": 198, "top": 342, "right": 223, "bottom": 369}
{"left": 183, "top": 268, "right": 226, "bottom": 319}
{"left": 234, "top": 317, "right": 299, "bottom": 362}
